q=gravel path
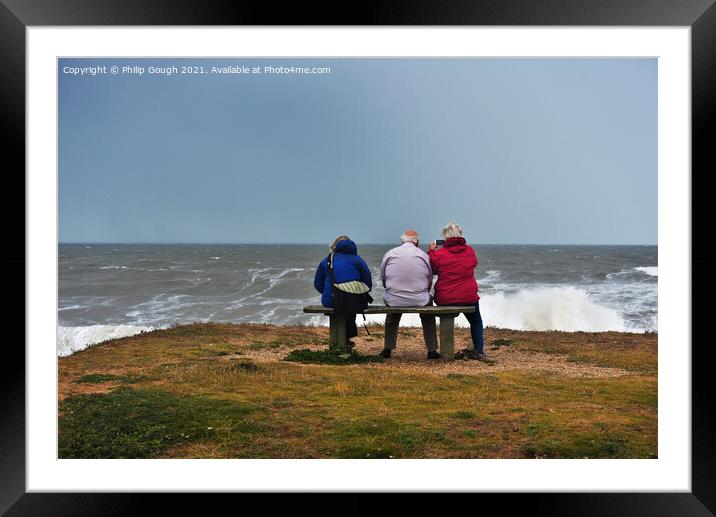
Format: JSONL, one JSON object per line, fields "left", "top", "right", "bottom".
{"left": 230, "top": 325, "right": 640, "bottom": 378}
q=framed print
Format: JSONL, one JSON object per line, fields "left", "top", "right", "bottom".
{"left": 5, "top": 0, "right": 715, "bottom": 514}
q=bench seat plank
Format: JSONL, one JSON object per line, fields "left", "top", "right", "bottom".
{"left": 303, "top": 305, "right": 475, "bottom": 315}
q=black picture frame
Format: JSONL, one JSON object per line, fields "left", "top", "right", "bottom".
{"left": 4, "top": 0, "right": 714, "bottom": 514}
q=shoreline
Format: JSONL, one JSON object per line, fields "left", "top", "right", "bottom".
{"left": 58, "top": 320, "right": 657, "bottom": 358}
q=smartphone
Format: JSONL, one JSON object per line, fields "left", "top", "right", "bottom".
{"left": 435, "top": 240, "right": 445, "bottom": 246}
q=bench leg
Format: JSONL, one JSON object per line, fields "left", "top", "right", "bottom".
{"left": 329, "top": 315, "right": 337, "bottom": 345}
{"left": 333, "top": 314, "right": 349, "bottom": 353}
{"left": 439, "top": 315, "right": 456, "bottom": 360}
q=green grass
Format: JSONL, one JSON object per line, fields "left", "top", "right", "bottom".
{"left": 59, "top": 387, "right": 265, "bottom": 458}
{"left": 283, "top": 348, "right": 384, "bottom": 365}
{"left": 324, "top": 418, "right": 426, "bottom": 458}
{"left": 520, "top": 419, "right": 653, "bottom": 459}
{"left": 59, "top": 365, "right": 657, "bottom": 458}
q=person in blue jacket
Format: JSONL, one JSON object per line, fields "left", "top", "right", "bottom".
{"left": 314, "top": 235, "right": 373, "bottom": 341}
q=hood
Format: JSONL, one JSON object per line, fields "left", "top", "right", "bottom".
{"left": 334, "top": 239, "right": 358, "bottom": 255}
{"left": 444, "top": 236, "right": 467, "bottom": 252}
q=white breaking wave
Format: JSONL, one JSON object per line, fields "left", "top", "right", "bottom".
{"left": 634, "top": 266, "right": 658, "bottom": 277}
{"left": 314, "top": 287, "right": 629, "bottom": 332}
{"left": 480, "top": 287, "right": 626, "bottom": 332}
{"left": 57, "top": 324, "right": 155, "bottom": 357}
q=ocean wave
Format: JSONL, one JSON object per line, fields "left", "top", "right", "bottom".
{"left": 57, "top": 324, "right": 156, "bottom": 357}
{"left": 479, "top": 287, "right": 627, "bottom": 332}
{"left": 478, "top": 270, "right": 502, "bottom": 283}
{"left": 246, "top": 268, "right": 271, "bottom": 288}
{"left": 242, "top": 268, "right": 307, "bottom": 297}
{"left": 606, "top": 266, "right": 658, "bottom": 281}
{"left": 58, "top": 304, "right": 86, "bottom": 311}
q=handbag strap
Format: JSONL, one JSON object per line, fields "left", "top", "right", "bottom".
{"left": 327, "top": 253, "right": 336, "bottom": 285}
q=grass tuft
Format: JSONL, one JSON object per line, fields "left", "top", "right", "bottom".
{"left": 233, "top": 361, "right": 260, "bottom": 372}
{"left": 73, "top": 374, "right": 119, "bottom": 384}
{"left": 283, "top": 347, "right": 383, "bottom": 365}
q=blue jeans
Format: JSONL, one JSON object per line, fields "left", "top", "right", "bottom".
{"left": 461, "top": 302, "right": 484, "bottom": 354}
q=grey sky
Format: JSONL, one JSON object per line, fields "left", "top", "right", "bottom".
{"left": 59, "top": 58, "right": 656, "bottom": 245}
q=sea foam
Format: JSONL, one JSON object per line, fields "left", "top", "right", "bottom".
{"left": 57, "top": 324, "right": 155, "bottom": 357}
{"left": 480, "top": 287, "right": 626, "bottom": 332}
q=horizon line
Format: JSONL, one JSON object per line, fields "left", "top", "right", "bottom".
{"left": 58, "top": 241, "right": 658, "bottom": 246}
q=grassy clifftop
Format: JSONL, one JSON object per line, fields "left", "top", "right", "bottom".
{"left": 58, "top": 323, "right": 657, "bottom": 459}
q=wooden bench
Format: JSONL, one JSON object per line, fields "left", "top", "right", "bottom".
{"left": 303, "top": 305, "right": 475, "bottom": 360}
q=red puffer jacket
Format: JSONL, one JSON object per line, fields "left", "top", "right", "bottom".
{"left": 428, "top": 237, "right": 479, "bottom": 305}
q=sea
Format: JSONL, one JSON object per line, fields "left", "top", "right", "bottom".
{"left": 58, "top": 244, "right": 658, "bottom": 356}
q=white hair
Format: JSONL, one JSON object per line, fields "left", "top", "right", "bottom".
{"left": 442, "top": 221, "right": 463, "bottom": 238}
{"left": 400, "top": 232, "right": 419, "bottom": 244}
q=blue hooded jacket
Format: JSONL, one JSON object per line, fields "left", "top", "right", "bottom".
{"left": 314, "top": 239, "right": 373, "bottom": 308}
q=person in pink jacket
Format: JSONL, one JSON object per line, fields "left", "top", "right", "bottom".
{"left": 429, "top": 221, "right": 487, "bottom": 361}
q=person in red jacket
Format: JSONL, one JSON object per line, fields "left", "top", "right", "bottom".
{"left": 428, "top": 221, "right": 487, "bottom": 361}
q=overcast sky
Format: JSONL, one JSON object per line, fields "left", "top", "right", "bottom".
{"left": 59, "top": 58, "right": 656, "bottom": 245}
